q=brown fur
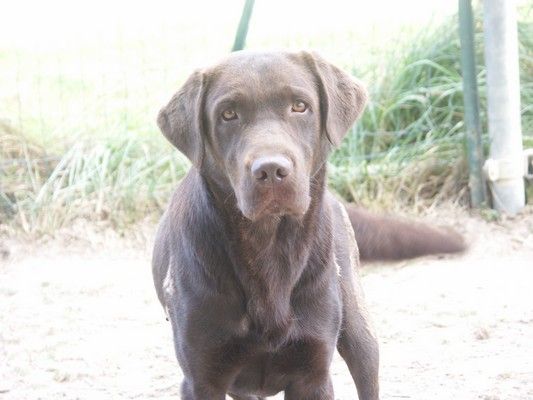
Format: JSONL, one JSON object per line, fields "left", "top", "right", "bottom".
{"left": 152, "top": 51, "right": 379, "bottom": 399}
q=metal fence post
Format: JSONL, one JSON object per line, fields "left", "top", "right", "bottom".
{"left": 232, "top": 0, "right": 256, "bottom": 52}
{"left": 458, "top": 0, "right": 487, "bottom": 208}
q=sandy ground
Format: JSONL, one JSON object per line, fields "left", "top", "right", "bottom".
{"left": 1, "top": 207, "right": 532, "bottom": 400}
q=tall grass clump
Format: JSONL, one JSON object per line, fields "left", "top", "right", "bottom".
{"left": 329, "top": 8, "right": 532, "bottom": 210}
{"left": 1, "top": 121, "right": 189, "bottom": 235}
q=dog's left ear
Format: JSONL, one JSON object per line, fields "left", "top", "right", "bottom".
{"left": 300, "top": 51, "right": 368, "bottom": 147}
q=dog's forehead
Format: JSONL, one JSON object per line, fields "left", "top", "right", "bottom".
{"left": 207, "top": 52, "right": 314, "bottom": 94}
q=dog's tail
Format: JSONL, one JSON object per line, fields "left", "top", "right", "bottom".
{"left": 346, "top": 205, "right": 466, "bottom": 262}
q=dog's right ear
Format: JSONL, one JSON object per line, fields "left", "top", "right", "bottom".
{"left": 157, "top": 71, "right": 206, "bottom": 167}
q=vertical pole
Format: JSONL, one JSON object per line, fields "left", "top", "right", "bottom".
{"left": 232, "top": 0, "right": 256, "bottom": 52}
{"left": 458, "top": 0, "right": 487, "bottom": 207}
{"left": 483, "top": 0, "right": 525, "bottom": 214}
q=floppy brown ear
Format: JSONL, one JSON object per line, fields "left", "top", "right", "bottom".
{"left": 157, "top": 71, "right": 206, "bottom": 166}
{"left": 301, "top": 52, "right": 368, "bottom": 147}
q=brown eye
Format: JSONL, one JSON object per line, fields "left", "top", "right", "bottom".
{"left": 222, "top": 109, "right": 237, "bottom": 121}
{"left": 291, "top": 100, "right": 307, "bottom": 113}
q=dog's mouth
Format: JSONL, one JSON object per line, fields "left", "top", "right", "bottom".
{"left": 238, "top": 185, "right": 310, "bottom": 221}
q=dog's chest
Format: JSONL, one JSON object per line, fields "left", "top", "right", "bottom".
{"left": 235, "top": 257, "right": 300, "bottom": 349}
{"left": 227, "top": 222, "right": 337, "bottom": 347}
{"left": 228, "top": 236, "right": 303, "bottom": 340}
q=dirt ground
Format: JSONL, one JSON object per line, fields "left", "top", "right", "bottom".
{"left": 1, "top": 207, "right": 532, "bottom": 400}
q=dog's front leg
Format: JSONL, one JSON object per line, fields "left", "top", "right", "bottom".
{"left": 181, "top": 379, "right": 227, "bottom": 400}
{"left": 336, "top": 263, "right": 380, "bottom": 400}
{"left": 333, "top": 203, "right": 380, "bottom": 400}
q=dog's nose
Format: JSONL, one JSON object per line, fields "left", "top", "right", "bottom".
{"left": 251, "top": 155, "right": 293, "bottom": 182}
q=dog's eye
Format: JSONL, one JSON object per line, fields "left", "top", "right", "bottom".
{"left": 222, "top": 109, "right": 238, "bottom": 121}
{"left": 291, "top": 100, "right": 307, "bottom": 113}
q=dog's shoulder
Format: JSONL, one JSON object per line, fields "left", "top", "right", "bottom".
{"left": 152, "top": 169, "right": 204, "bottom": 308}
{"left": 325, "top": 191, "right": 361, "bottom": 271}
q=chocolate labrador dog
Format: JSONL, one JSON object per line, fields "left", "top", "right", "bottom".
{"left": 153, "top": 50, "right": 379, "bottom": 399}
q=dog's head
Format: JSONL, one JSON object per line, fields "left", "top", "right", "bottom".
{"left": 158, "top": 51, "right": 367, "bottom": 221}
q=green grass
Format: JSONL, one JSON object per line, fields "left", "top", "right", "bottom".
{"left": 1, "top": 6, "right": 532, "bottom": 235}
{"left": 1, "top": 127, "right": 190, "bottom": 233}
{"left": 329, "top": 8, "right": 533, "bottom": 209}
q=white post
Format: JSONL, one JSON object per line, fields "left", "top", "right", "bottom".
{"left": 482, "top": 0, "right": 525, "bottom": 214}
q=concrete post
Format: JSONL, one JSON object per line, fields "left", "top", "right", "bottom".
{"left": 483, "top": 0, "right": 525, "bottom": 214}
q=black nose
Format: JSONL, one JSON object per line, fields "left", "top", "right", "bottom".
{"left": 251, "top": 155, "right": 293, "bottom": 182}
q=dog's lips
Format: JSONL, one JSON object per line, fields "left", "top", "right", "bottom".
{"left": 239, "top": 186, "right": 309, "bottom": 221}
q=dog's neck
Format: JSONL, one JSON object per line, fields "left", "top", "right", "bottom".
{"left": 201, "top": 166, "right": 333, "bottom": 347}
